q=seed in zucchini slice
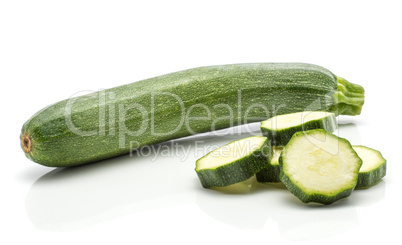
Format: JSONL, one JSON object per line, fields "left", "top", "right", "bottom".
{"left": 195, "top": 136, "right": 272, "bottom": 188}
{"left": 256, "top": 146, "right": 283, "bottom": 183}
{"left": 261, "top": 111, "right": 337, "bottom": 146}
{"left": 279, "top": 129, "right": 362, "bottom": 205}
{"left": 353, "top": 146, "right": 386, "bottom": 188}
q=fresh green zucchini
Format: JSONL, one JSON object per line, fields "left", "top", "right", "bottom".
{"left": 353, "top": 146, "right": 386, "bottom": 188}
{"left": 256, "top": 146, "right": 283, "bottom": 183}
{"left": 195, "top": 136, "right": 272, "bottom": 188}
{"left": 260, "top": 111, "right": 337, "bottom": 146}
{"left": 20, "top": 63, "right": 365, "bottom": 167}
{"left": 279, "top": 129, "right": 362, "bottom": 205}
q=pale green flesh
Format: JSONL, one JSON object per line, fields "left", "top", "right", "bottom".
{"left": 271, "top": 147, "right": 283, "bottom": 166}
{"left": 353, "top": 146, "right": 385, "bottom": 173}
{"left": 283, "top": 131, "right": 360, "bottom": 196}
{"left": 196, "top": 136, "right": 267, "bottom": 170}
{"left": 211, "top": 176, "right": 257, "bottom": 194}
{"left": 261, "top": 111, "right": 333, "bottom": 130}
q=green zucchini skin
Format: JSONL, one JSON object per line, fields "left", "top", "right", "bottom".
{"left": 353, "top": 146, "right": 387, "bottom": 188}
{"left": 260, "top": 111, "right": 337, "bottom": 146}
{"left": 356, "top": 165, "right": 386, "bottom": 188}
{"left": 195, "top": 136, "right": 272, "bottom": 188}
{"left": 20, "top": 63, "right": 365, "bottom": 167}
{"left": 256, "top": 146, "right": 282, "bottom": 183}
{"left": 255, "top": 161, "right": 281, "bottom": 183}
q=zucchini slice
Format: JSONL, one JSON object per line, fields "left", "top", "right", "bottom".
{"left": 353, "top": 146, "right": 386, "bottom": 188}
{"left": 279, "top": 129, "right": 362, "bottom": 205}
{"left": 256, "top": 146, "right": 283, "bottom": 183}
{"left": 260, "top": 111, "right": 337, "bottom": 146}
{"left": 195, "top": 136, "right": 272, "bottom": 188}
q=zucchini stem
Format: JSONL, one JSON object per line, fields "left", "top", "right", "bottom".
{"left": 332, "top": 77, "right": 365, "bottom": 116}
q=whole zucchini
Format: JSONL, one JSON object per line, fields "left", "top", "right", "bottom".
{"left": 20, "top": 63, "right": 365, "bottom": 167}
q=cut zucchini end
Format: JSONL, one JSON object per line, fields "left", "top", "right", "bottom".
{"left": 195, "top": 136, "right": 272, "bottom": 188}
{"left": 21, "top": 133, "right": 32, "bottom": 153}
{"left": 260, "top": 111, "right": 335, "bottom": 131}
{"left": 280, "top": 129, "right": 362, "bottom": 205}
{"left": 260, "top": 111, "right": 337, "bottom": 146}
{"left": 353, "top": 145, "right": 386, "bottom": 188}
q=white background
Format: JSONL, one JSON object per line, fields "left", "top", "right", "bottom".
{"left": 1, "top": 0, "right": 401, "bottom": 244}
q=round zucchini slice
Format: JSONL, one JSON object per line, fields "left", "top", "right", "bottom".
{"left": 279, "top": 129, "right": 362, "bottom": 205}
{"left": 260, "top": 111, "right": 337, "bottom": 146}
{"left": 195, "top": 136, "right": 272, "bottom": 188}
{"left": 353, "top": 145, "right": 386, "bottom": 188}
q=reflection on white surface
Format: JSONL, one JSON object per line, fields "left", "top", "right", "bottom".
{"left": 275, "top": 205, "right": 359, "bottom": 241}
{"left": 26, "top": 153, "right": 196, "bottom": 231}
{"left": 25, "top": 124, "right": 261, "bottom": 231}
{"left": 196, "top": 180, "right": 385, "bottom": 240}
{"left": 25, "top": 121, "right": 385, "bottom": 240}
{"left": 352, "top": 180, "right": 386, "bottom": 207}
{"left": 196, "top": 181, "right": 272, "bottom": 230}
{"left": 278, "top": 180, "right": 386, "bottom": 241}
{"left": 335, "top": 121, "right": 361, "bottom": 145}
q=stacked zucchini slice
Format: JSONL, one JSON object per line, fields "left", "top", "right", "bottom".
{"left": 195, "top": 136, "right": 272, "bottom": 188}
{"left": 195, "top": 111, "right": 386, "bottom": 205}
